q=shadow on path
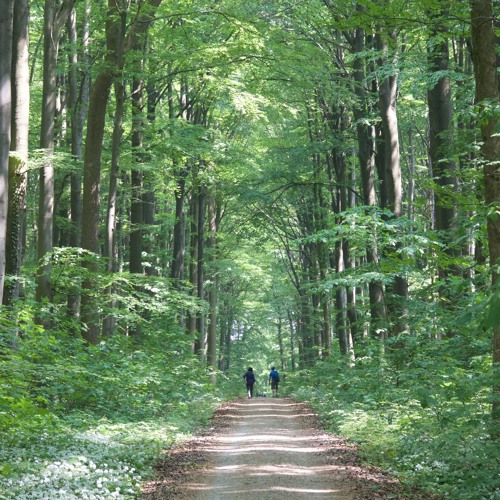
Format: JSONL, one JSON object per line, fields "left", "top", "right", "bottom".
{"left": 142, "top": 398, "right": 402, "bottom": 499}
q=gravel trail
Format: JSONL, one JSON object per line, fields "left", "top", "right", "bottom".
{"left": 142, "top": 397, "right": 402, "bottom": 499}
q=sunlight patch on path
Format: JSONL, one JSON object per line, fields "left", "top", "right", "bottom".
{"left": 174, "top": 398, "right": 355, "bottom": 499}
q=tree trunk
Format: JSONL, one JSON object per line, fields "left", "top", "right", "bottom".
{"left": 196, "top": 189, "right": 206, "bottom": 357}
{"left": 67, "top": 1, "right": 90, "bottom": 249}
{"left": 288, "top": 309, "right": 296, "bottom": 371}
{"left": 130, "top": 76, "right": 145, "bottom": 342}
{"left": 81, "top": 0, "right": 163, "bottom": 343}
{"left": 377, "top": 31, "right": 408, "bottom": 336}
{"left": 0, "top": 0, "right": 14, "bottom": 306}
{"left": 277, "top": 316, "right": 285, "bottom": 370}
{"left": 206, "top": 193, "right": 218, "bottom": 371}
{"left": 80, "top": 66, "right": 114, "bottom": 343}
{"left": 143, "top": 82, "right": 157, "bottom": 276}
{"left": 80, "top": 0, "right": 119, "bottom": 342}
{"left": 102, "top": 78, "right": 125, "bottom": 337}
{"left": 64, "top": 2, "right": 90, "bottom": 326}
{"left": 130, "top": 77, "right": 144, "bottom": 276}
{"left": 4, "top": 0, "right": 28, "bottom": 307}
{"left": 350, "top": 26, "right": 388, "bottom": 338}
{"left": 218, "top": 306, "right": 228, "bottom": 371}
{"left": 188, "top": 193, "right": 198, "bottom": 348}
{"left": 36, "top": 0, "right": 75, "bottom": 315}
{"left": 427, "top": 17, "right": 457, "bottom": 291}
{"left": 170, "top": 168, "right": 187, "bottom": 281}
{"left": 470, "top": 0, "right": 500, "bottom": 433}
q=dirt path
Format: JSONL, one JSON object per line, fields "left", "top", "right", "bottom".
{"left": 142, "top": 398, "right": 403, "bottom": 499}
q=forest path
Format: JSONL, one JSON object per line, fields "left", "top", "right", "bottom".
{"left": 142, "top": 398, "right": 402, "bottom": 499}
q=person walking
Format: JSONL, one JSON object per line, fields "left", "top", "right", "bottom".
{"left": 243, "top": 367, "right": 256, "bottom": 398}
{"left": 269, "top": 366, "right": 280, "bottom": 397}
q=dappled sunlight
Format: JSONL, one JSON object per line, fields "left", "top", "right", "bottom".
{"left": 216, "top": 464, "right": 344, "bottom": 476}
{"left": 221, "top": 412, "right": 314, "bottom": 420}
{"left": 184, "top": 485, "right": 345, "bottom": 496}
{"left": 217, "top": 434, "right": 315, "bottom": 443}
{"left": 166, "top": 399, "right": 354, "bottom": 499}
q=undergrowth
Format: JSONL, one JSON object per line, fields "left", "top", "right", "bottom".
{"left": 289, "top": 334, "right": 499, "bottom": 500}
{"left": 0, "top": 327, "right": 222, "bottom": 499}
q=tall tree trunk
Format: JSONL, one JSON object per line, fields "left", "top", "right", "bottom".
{"left": 0, "top": 0, "right": 14, "bottom": 306}
{"left": 376, "top": 30, "right": 409, "bottom": 336}
{"left": 470, "top": 0, "right": 500, "bottom": 433}
{"left": 130, "top": 74, "right": 145, "bottom": 341}
{"left": 80, "top": 67, "right": 114, "bottom": 343}
{"left": 196, "top": 188, "right": 206, "bottom": 357}
{"left": 218, "top": 305, "right": 228, "bottom": 371}
{"left": 427, "top": 16, "right": 457, "bottom": 295}
{"left": 171, "top": 169, "right": 187, "bottom": 281}
{"left": 188, "top": 193, "right": 198, "bottom": 349}
{"left": 81, "top": 0, "right": 163, "bottom": 343}
{"left": 206, "top": 193, "right": 218, "bottom": 372}
{"left": 65, "top": 2, "right": 90, "bottom": 324}
{"left": 130, "top": 78, "right": 144, "bottom": 276}
{"left": 351, "top": 25, "right": 387, "bottom": 338}
{"left": 67, "top": 1, "right": 90, "bottom": 248}
{"left": 344, "top": 166, "right": 358, "bottom": 344}
{"left": 81, "top": 0, "right": 119, "bottom": 343}
{"left": 277, "top": 316, "right": 285, "bottom": 370}
{"left": 4, "top": 0, "right": 28, "bottom": 307}
{"left": 288, "top": 309, "right": 296, "bottom": 371}
{"left": 36, "top": 0, "right": 75, "bottom": 317}
{"left": 102, "top": 79, "right": 124, "bottom": 337}
{"left": 143, "top": 81, "right": 157, "bottom": 276}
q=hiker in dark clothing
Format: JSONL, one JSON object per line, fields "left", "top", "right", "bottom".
{"left": 243, "top": 367, "right": 256, "bottom": 398}
{"left": 269, "top": 366, "right": 280, "bottom": 397}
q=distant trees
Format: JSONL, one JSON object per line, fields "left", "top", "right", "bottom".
{"left": 233, "top": 0, "right": 496, "bottom": 371}
{"left": 0, "top": 1, "right": 497, "bottom": 416}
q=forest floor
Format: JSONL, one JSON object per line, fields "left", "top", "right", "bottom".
{"left": 141, "top": 397, "right": 408, "bottom": 499}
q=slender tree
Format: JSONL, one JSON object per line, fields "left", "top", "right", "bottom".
{"left": 206, "top": 192, "right": 219, "bottom": 371}
{"left": 36, "top": 0, "right": 75, "bottom": 316}
{"left": 4, "top": 0, "right": 28, "bottom": 307}
{"left": 0, "top": 0, "right": 14, "bottom": 306}
{"left": 427, "top": 7, "right": 457, "bottom": 296}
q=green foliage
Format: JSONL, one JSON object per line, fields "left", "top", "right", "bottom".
{"left": 0, "top": 309, "right": 222, "bottom": 497}
{"left": 290, "top": 329, "right": 498, "bottom": 499}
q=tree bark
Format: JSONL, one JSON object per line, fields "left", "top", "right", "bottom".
{"left": 376, "top": 31, "right": 408, "bottom": 336}
{"left": 130, "top": 78, "right": 144, "bottom": 276}
{"left": 350, "top": 25, "right": 388, "bottom": 338}
{"left": 81, "top": 0, "right": 162, "bottom": 342}
{"left": 67, "top": 1, "right": 90, "bottom": 248}
{"left": 188, "top": 193, "right": 198, "bottom": 348}
{"left": 65, "top": 2, "right": 90, "bottom": 323}
{"left": 0, "top": 0, "right": 14, "bottom": 306}
{"left": 206, "top": 193, "right": 218, "bottom": 371}
{"left": 130, "top": 75, "right": 145, "bottom": 342}
{"left": 36, "top": 0, "right": 75, "bottom": 316}
{"left": 102, "top": 74, "right": 125, "bottom": 337}
{"left": 196, "top": 188, "right": 206, "bottom": 357}
{"left": 427, "top": 16, "right": 457, "bottom": 291}
{"left": 470, "top": 0, "right": 500, "bottom": 433}
{"left": 80, "top": 0, "right": 119, "bottom": 343}
{"left": 170, "top": 168, "right": 187, "bottom": 281}
{"left": 4, "top": 0, "right": 28, "bottom": 307}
